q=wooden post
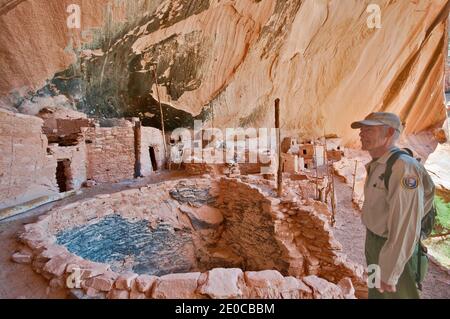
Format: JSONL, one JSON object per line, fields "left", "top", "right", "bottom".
{"left": 330, "top": 162, "right": 336, "bottom": 227}
{"left": 275, "top": 99, "right": 283, "bottom": 197}
{"left": 151, "top": 64, "right": 168, "bottom": 165}
{"left": 323, "top": 130, "right": 336, "bottom": 226}
{"left": 134, "top": 120, "right": 142, "bottom": 178}
{"left": 315, "top": 142, "right": 319, "bottom": 200}
{"left": 351, "top": 160, "right": 358, "bottom": 200}
{"left": 323, "top": 134, "right": 329, "bottom": 204}
{"left": 211, "top": 104, "right": 214, "bottom": 129}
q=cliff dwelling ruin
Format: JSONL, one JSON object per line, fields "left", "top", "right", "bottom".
{"left": 0, "top": 0, "right": 449, "bottom": 301}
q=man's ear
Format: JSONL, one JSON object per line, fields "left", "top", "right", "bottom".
{"left": 387, "top": 127, "right": 395, "bottom": 137}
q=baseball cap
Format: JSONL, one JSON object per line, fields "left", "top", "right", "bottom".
{"left": 351, "top": 112, "right": 403, "bottom": 132}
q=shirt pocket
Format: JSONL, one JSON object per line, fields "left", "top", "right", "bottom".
{"left": 371, "top": 179, "right": 387, "bottom": 191}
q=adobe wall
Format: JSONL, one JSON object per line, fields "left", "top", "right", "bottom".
{"left": 47, "top": 142, "right": 87, "bottom": 191}
{"left": 84, "top": 126, "right": 135, "bottom": 183}
{"left": 0, "top": 109, "right": 58, "bottom": 209}
{"left": 140, "top": 127, "right": 165, "bottom": 176}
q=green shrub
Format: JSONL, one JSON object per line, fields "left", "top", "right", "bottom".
{"left": 433, "top": 196, "right": 450, "bottom": 234}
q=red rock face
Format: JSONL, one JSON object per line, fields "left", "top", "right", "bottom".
{"left": 0, "top": 0, "right": 448, "bottom": 143}
{"left": 0, "top": 0, "right": 110, "bottom": 97}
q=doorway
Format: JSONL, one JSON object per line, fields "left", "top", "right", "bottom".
{"left": 56, "top": 159, "right": 71, "bottom": 192}
{"left": 149, "top": 147, "right": 158, "bottom": 172}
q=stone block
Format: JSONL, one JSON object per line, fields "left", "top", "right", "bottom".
{"left": 152, "top": 272, "right": 202, "bottom": 299}
{"left": 279, "top": 276, "right": 312, "bottom": 299}
{"left": 107, "top": 289, "right": 130, "bottom": 299}
{"left": 130, "top": 291, "right": 147, "bottom": 299}
{"left": 337, "top": 277, "right": 356, "bottom": 299}
{"left": 84, "top": 274, "right": 115, "bottom": 292}
{"left": 43, "top": 254, "right": 74, "bottom": 277}
{"left": 134, "top": 274, "right": 158, "bottom": 293}
{"left": 180, "top": 205, "right": 223, "bottom": 230}
{"left": 11, "top": 251, "right": 33, "bottom": 264}
{"left": 303, "top": 275, "right": 344, "bottom": 299}
{"left": 198, "top": 268, "right": 244, "bottom": 299}
{"left": 115, "top": 273, "right": 138, "bottom": 291}
{"left": 243, "top": 270, "right": 285, "bottom": 298}
{"left": 244, "top": 270, "right": 285, "bottom": 288}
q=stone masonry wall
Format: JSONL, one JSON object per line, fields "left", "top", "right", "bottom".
{"left": 140, "top": 127, "right": 165, "bottom": 176}
{"left": 14, "top": 178, "right": 356, "bottom": 299}
{"left": 56, "top": 119, "right": 93, "bottom": 138}
{"left": 0, "top": 109, "right": 58, "bottom": 209}
{"left": 48, "top": 142, "right": 87, "bottom": 191}
{"left": 216, "top": 178, "right": 290, "bottom": 273}
{"left": 276, "top": 198, "right": 367, "bottom": 298}
{"left": 217, "top": 177, "right": 367, "bottom": 299}
{"left": 84, "top": 126, "right": 135, "bottom": 183}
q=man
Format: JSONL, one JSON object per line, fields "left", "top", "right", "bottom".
{"left": 351, "top": 112, "right": 435, "bottom": 299}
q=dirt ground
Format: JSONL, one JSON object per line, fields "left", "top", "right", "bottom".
{"left": 0, "top": 171, "right": 448, "bottom": 299}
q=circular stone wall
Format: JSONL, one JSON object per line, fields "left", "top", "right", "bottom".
{"left": 14, "top": 177, "right": 363, "bottom": 299}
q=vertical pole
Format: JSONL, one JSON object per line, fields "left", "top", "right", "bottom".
{"left": 351, "top": 160, "right": 358, "bottom": 200}
{"left": 323, "top": 133, "right": 329, "bottom": 203}
{"left": 323, "top": 134, "right": 329, "bottom": 171}
{"left": 211, "top": 104, "right": 214, "bottom": 129}
{"left": 152, "top": 64, "right": 168, "bottom": 165}
{"left": 134, "top": 120, "right": 142, "bottom": 178}
{"left": 275, "top": 98, "right": 283, "bottom": 197}
{"left": 330, "top": 161, "right": 336, "bottom": 227}
{"left": 323, "top": 130, "right": 336, "bottom": 226}
{"left": 315, "top": 142, "right": 319, "bottom": 200}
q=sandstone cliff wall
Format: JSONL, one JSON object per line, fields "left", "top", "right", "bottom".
{"left": 0, "top": 0, "right": 448, "bottom": 145}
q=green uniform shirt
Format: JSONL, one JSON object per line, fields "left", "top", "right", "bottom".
{"left": 361, "top": 147, "right": 435, "bottom": 285}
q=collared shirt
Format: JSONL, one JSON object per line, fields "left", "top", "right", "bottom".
{"left": 361, "top": 147, "right": 435, "bottom": 285}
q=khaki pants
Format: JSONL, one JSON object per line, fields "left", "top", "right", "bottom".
{"left": 365, "top": 229, "right": 428, "bottom": 299}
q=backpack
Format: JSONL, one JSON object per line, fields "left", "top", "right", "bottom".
{"left": 383, "top": 148, "right": 436, "bottom": 289}
{"left": 383, "top": 148, "right": 436, "bottom": 239}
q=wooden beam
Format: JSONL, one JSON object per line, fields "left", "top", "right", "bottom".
{"left": 151, "top": 64, "right": 168, "bottom": 165}
{"left": 351, "top": 160, "right": 358, "bottom": 200}
{"left": 275, "top": 98, "right": 282, "bottom": 197}
{"left": 134, "top": 119, "right": 142, "bottom": 178}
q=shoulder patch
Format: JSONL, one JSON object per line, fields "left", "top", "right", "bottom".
{"left": 401, "top": 176, "right": 418, "bottom": 189}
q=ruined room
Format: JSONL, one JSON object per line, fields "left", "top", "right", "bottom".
{"left": 0, "top": 0, "right": 449, "bottom": 300}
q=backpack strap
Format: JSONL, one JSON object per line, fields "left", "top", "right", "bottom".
{"left": 383, "top": 148, "right": 428, "bottom": 290}
{"left": 383, "top": 149, "right": 414, "bottom": 190}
